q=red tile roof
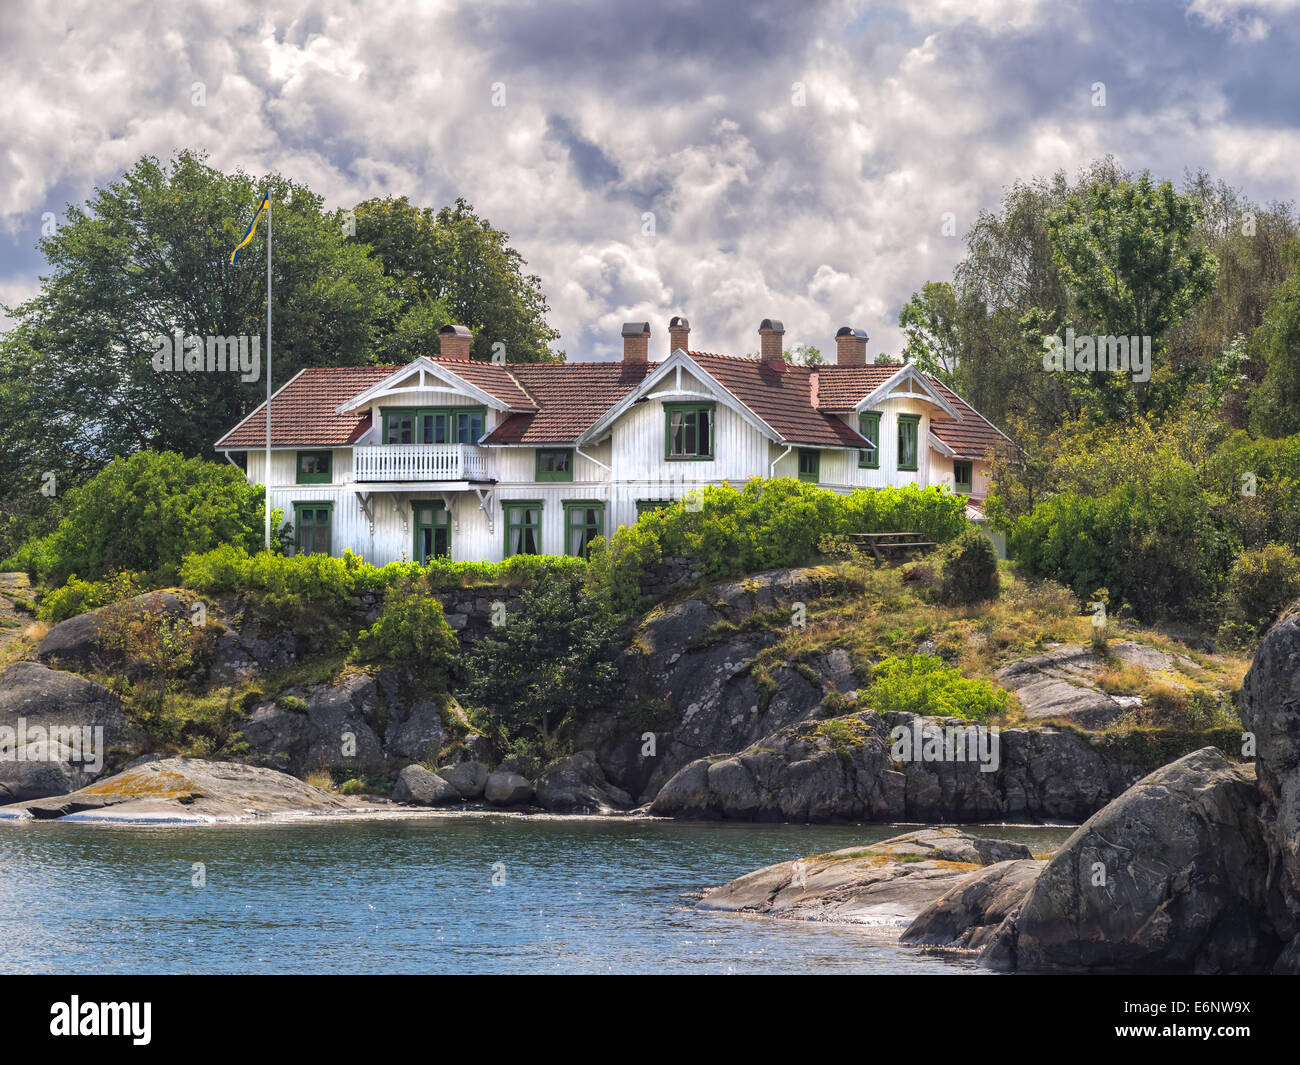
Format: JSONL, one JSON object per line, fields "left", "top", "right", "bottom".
{"left": 929, "top": 381, "right": 1012, "bottom": 460}
{"left": 812, "top": 365, "right": 900, "bottom": 411}
{"left": 481, "top": 362, "right": 655, "bottom": 444}
{"left": 215, "top": 366, "right": 398, "bottom": 448}
{"left": 434, "top": 358, "right": 538, "bottom": 411}
{"left": 811, "top": 364, "right": 1010, "bottom": 460}
{"left": 214, "top": 353, "right": 1010, "bottom": 457}
{"left": 688, "top": 353, "right": 867, "bottom": 448}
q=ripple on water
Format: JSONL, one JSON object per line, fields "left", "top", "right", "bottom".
{"left": 0, "top": 817, "right": 1073, "bottom": 974}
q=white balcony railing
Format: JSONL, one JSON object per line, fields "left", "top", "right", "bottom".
{"left": 353, "top": 444, "right": 488, "bottom": 482}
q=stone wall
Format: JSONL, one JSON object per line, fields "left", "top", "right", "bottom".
{"left": 348, "top": 585, "right": 525, "bottom": 646}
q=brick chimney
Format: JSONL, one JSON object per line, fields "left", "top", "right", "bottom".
{"left": 621, "top": 321, "right": 650, "bottom": 363}
{"left": 439, "top": 323, "right": 472, "bottom": 361}
{"left": 668, "top": 315, "right": 690, "bottom": 354}
{"left": 759, "top": 318, "right": 785, "bottom": 368}
{"left": 835, "top": 326, "right": 869, "bottom": 366}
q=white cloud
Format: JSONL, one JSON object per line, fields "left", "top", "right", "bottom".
{"left": 0, "top": 0, "right": 1297, "bottom": 366}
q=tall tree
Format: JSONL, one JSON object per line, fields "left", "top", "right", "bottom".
{"left": 1248, "top": 241, "right": 1300, "bottom": 437}
{"left": 0, "top": 150, "right": 394, "bottom": 475}
{"left": 354, "top": 196, "right": 562, "bottom": 363}
{"left": 1045, "top": 173, "right": 1218, "bottom": 417}
{"left": 898, "top": 281, "right": 963, "bottom": 388}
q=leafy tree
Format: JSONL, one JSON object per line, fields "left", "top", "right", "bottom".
{"left": 9, "top": 451, "right": 276, "bottom": 585}
{"left": 1045, "top": 174, "right": 1218, "bottom": 417}
{"left": 898, "top": 281, "right": 963, "bottom": 388}
{"left": 1221, "top": 545, "right": 1300, "bottom": 638}
{"left": 354, "top": 195, "right": 562, "bottom": 363}
{"left": 0, "top": 151, "right": 394, "bottom": 477}
{"left": 353, "top": 572, "right": 460, "bottom": 687}
{"left": 1176, "top": 171, "right": 1298, "bottom": 426}
{"left": 466, "top": 564, "right": 619, "bottom": 739}
{"left": 1248, "top": 242, "right": 1300, "bottom": 436}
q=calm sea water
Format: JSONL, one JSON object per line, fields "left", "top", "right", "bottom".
{"left": 0, "top": 815, "right": 1073, "bottom": 975}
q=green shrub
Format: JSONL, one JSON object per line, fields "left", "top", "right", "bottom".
{"left": 179, "top": 544, "right": 357, "bottom": 620}
{"left": 860, "top": 653, "right": 1009, "bottom": 723}
{"left": 36, "top": 571, "right": 145, "bottom": 623}
{"left": 587, "top": 478, "right": 968, "bottom": 614}
{"left": 938, "top": 527, "right": 1000, "bottom": 604}
{"left": 1221, "top": 544, "right": 1300, "bottom": 637}
{"left": 352, "top": 572, "right": 459, "bottom": 687}
{"left": 1008, "top": 475, "right": 1234, "bottom": 623}
{"left": 4, "top": 534, "right": 58, "bottom": 582}
{"left": 467, "top": 563, "right": 620, "bottom": 740}
{"left": 9, "top": 451, "right": 279, "bottom": 585}
{"left": 179, "top": 545, "right": 587, "bottom": 616}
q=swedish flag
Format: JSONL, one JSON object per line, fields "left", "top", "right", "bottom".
{"left": 230, "top": 194, "right": 270, "bottom": 265}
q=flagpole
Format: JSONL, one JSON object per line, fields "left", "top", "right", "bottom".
{"left": 265, "top": 194, "right": 272, "bottom": 552}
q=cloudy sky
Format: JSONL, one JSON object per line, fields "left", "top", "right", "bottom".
{"left": 2, "top": 0, "right": 1298, "bottom": 359}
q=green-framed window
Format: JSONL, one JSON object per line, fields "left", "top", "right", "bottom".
{"left": 797, "top": 448, "right": 820, "bottom": 483}
{"left": 296, "top": 450, "right": 332, "bottom": 484}
{"left": 664, "top": 402, "right": 715, "bottom": 460}
{"left": 636, "top": 499, "right": 671, "bottom": 517}
{"left": 563, "top": 500, "right": 605, "bottom": 558}
{"left": 504, "top": 501, "right": 542, "bottom": 557}
{"left": 897, "top": 413, "right": 921, "bottom": 472}
{"left": 857, "top": 412, "right": 881, "bottom": 469}
{"left": 381, "top": 406, "right": 485, "bottom": 445}
{"left": 953, "top": 460, "right": 973, "bottom": 495}
{"left": 535, "top": 448, "right": 573, "bottom": 482}
{"left": 412, "top": 501, "right": 451, "bottom": 563}
{"left": 293, "top": 501, "right": 333, "bottom": 556}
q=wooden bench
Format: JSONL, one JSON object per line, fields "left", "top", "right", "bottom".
{"left": 846, "top": 531, "right": 939, "bottom": 563}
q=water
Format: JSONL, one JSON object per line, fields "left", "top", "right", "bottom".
{"left": 0, "top": 815, "right": 1073, "bottom": 974}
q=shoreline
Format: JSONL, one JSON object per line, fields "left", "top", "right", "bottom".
{"left": 0, "top": 801, "right": 1084, "bottom": 830}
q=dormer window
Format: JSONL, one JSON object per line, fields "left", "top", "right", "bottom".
{"left": 665, "top": 402, "right": 714, "bottom": 460}
{"left": 382, "top": 407, "right": 485, "bottom": 445}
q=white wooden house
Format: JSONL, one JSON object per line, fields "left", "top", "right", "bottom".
{"left": 215, "top": 318, "right": 1011, "bottom": 563}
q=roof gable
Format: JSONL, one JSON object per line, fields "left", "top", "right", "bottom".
{"left": 336, "top": 356, "right": 536, "bottom": 414}
{"left": 576, "top": 350, "right": 784, "bottom": 446}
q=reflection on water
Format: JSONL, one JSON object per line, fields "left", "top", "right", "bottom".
{"left": 0, "top": 816, "right": 1073, "bottom": 974}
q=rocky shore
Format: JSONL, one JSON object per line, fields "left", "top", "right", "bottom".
{"left": 0, "top": 756, "right": 362, "bottom": 822}
{"left": 698, "top": 826, "right": 1037, "bottom": 932}
{"left": 0, "top": 567, "right": 1248, "bottom": 827}
{"left": 701, "top": 608, "right": 1300, "bottom": 973}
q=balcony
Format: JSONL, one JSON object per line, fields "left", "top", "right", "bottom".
{"left": 353, "top": 443, "right": 489, "bottom": 483}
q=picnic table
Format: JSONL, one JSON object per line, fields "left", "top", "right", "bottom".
{"left": 846, "top": 531, "right": 938, "bottom": 563}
